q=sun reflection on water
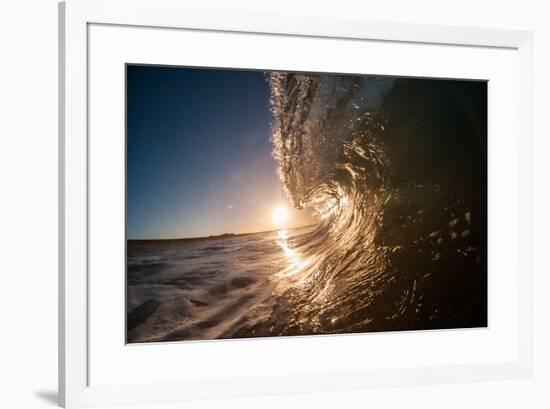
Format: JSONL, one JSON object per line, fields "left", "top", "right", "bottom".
{"left": 276, "top": 230, "right": 309, "bottom": 273}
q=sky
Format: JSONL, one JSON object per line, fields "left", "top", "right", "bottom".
{"left": 126, "top": 65, "right": 315, "bottom": 239}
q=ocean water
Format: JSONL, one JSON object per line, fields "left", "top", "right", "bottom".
{"left": 127, "top": 73, "right": 487, "bottom": 343}
{"left": 128, "top": 227, "right": 313, "bottom": 342}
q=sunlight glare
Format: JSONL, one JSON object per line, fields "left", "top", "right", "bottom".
{"left": 271, "top": 205, "right": 290, "bottom": 227}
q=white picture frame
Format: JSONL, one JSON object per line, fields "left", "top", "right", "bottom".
{"left": 59, "top": 0, "right": 534, "bottom": 407}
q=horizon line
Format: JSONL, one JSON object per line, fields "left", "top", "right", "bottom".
{"left": 127, "top": 223, "right": 318, "bottom": 242}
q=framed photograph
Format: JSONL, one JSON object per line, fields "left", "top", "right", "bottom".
{"left": 59, "top": 0, "right": 534, "bottom": 407}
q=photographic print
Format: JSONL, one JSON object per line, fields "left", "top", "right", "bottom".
{"left": 126, "top": 65, "right": 487, "bottom": 343}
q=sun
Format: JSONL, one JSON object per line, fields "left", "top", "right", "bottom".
{"left": 271, "top": 206, "right": 290, "bottom": 227}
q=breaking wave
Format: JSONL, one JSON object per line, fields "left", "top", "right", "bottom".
{"left": 257, "top": 72, "right": 488, "bottom": 335}
{"left": 126, "top": 72, "right": 487, "bottom": 342}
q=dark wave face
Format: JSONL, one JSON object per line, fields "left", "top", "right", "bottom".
{"left": 126, "top": 71, "right": 487, "bottom": 343}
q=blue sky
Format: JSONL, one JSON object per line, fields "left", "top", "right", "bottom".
{"left": 127, "top": 65, "right": 313, "bottom": 239}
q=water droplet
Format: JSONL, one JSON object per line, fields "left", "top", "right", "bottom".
{"left": 449, "top": 218, "right": 459, "bottom": 228}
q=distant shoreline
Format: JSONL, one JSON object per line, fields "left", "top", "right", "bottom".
{"left": 127, "top": 223, "right": 317, "bottom": 245}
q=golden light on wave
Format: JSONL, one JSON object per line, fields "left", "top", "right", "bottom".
{"left": 271, "top": 205, "right": 289, "bottom": 227}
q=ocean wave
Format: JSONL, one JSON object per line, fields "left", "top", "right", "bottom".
{"left": 254, "top": 72, "right": 488, "bottom": 336}
{"left": 127, "top": 73, "right": 488, "bottom": 343}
